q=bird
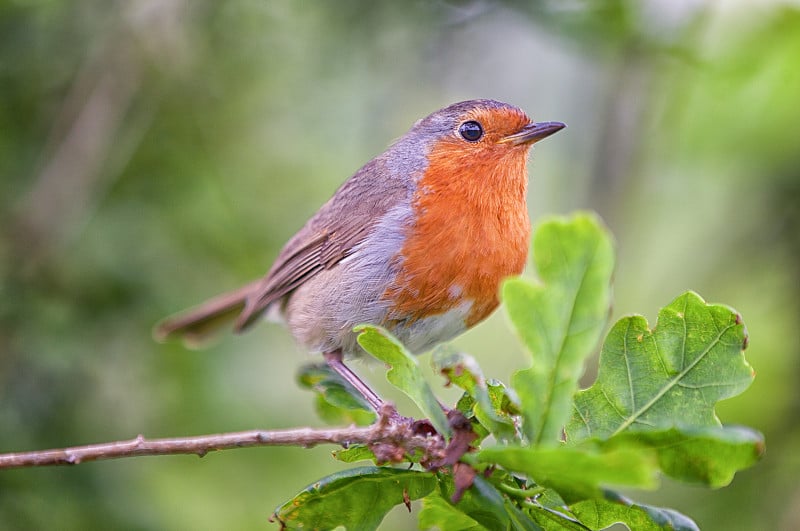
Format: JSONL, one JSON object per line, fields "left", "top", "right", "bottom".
{"left": 155, "top": 99, "right": 565, "bottom": 411}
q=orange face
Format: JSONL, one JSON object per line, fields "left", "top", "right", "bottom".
{"left": 434, "top": 105, "right": 535, "bottom": 161}
{"left": 385, "top": 104, "right": 539, "bottom": 328}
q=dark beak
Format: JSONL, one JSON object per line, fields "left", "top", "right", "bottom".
{"left": 501, "top": 121, "right": 566, "bottom": 145}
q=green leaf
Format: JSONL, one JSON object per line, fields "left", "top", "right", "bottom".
{"left": 571, "top": 491, "right": 699, "bottom": 531}
{"left": 478, "top": 444, "right": 657, "bottom": 502}
{"left": 487, "top": 380, "right": 522, "bottom": 417}
{"left": 420, "top": 474, "right": 509, "bottom": 531}
{"left": 332, "top": 445, "right": 378, "bottom": 464}
{"left": 297, "top": 363, "right": 376, "bottom": 426}
{"left": 526, "top": 506, "right": 587, "bottom": 531}
{"left": 504, "top": 499, "right": 545, "bottom": 531}
{"left": 418, "top": 494, "right": 487, "bottom": 531}
{"left": 433, "top": 349, "right": 519, "bottom": 441}
{"left": 471, "top": 476, "right": 543, "bottom": 531}
{"left": 515, "top": 489, "right": 589, "bottom": 531}
{"left": 273, "top": 466, "right": 436, "bottom": 530}
{"left": 605, "top": 425, "right": 764, "bottom": 487}
{"left": 505, "top": 212, "right": 614, "bottom": 446}
{"left": 356, "top": 325, "right": 450, "bottom": 436}
{"left": 567, "top": 291, "right": 754, "bottom": 441}
{"left": 421, "top": 474, "right": 546, "bottom": 531}
{"left": 532, "top": 488, "right": 569, "bottom": 510}
{"left": 453, "top": 394, "right": 491, "bottom": 443}
{"left": 333, "top": 443, "right": 426, "bottom": 465}
{"left": 479, "top": 425, "right": 763, "bottom": 500}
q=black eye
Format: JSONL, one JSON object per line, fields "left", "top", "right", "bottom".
{"left": 458, "top": 120, "right": 483, "bottom": 142}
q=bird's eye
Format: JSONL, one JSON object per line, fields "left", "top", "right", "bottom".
{"left": 458, "top": 120, "right": 483, "bottom": 142}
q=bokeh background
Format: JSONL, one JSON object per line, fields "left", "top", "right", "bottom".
{"left": 1, "top": 1, "right": 798, "bottom": 529}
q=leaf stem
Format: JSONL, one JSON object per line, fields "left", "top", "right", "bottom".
{"left": 497, "top": 482, "right": 546, "bottom": 499}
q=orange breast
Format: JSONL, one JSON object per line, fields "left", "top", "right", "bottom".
{"left": 385, "top": 138, "right": 531, "bottom": 327}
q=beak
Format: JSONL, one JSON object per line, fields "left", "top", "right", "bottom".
{"left": 501, "top": 121, "right": 566, "bottom": 145}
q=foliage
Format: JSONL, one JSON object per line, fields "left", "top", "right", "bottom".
{"left": 3, "top": 3, "right": 795, "bottom": 529}
{"left": 355, "top": 325, "right": 451, "bottom": 436}
{"left": 274, "top": 213, "right": 763, "bottom": 530}
{"left": 297, "top": 364, "right": 376, "bottom": 426}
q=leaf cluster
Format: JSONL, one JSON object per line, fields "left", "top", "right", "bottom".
{"left": 274, "top": 213, "right": 763, "bottom": 530}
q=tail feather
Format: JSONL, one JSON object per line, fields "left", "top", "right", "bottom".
{"left": 153, "top": 280, "right": 261, "bottom": 348}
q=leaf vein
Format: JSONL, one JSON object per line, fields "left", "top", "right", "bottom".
{"left": 534, "top": 236, "right": 601, "bottom": 445}
{"left": 573, "top": 403, "right": 591, "bottom": 435}
{"left": 652, "top": 332, "right": 669, "bottom": 377}
{"left": 680, "top": 297, "right": 689, "bottom": 369}
{"left": 601, "top": 387, "right": 627, "bottom": 421}
{"left": 623, "top": 319, "right": 636, "bottom": 412}
{"left": 610, "top": 323, "right": 735, "bottom": 436}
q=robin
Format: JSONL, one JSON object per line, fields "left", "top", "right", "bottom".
{"left": 155, "top": 99, "right": 565, "bottom": 411}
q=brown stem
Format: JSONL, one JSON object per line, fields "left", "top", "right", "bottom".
{"left": 0, "top": 407, "right": 440, "bottom": 470}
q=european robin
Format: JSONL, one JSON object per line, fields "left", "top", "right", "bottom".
{"left": 155, "top": 99, "right": 565, "bottom": 410}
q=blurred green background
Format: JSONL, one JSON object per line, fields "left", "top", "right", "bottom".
{"left": 1, "top": 1, "right": 798, "bottom": 529}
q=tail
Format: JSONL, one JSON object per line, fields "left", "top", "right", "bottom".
{"left": 153, "top": 280, "right": 262, "bottom": 348}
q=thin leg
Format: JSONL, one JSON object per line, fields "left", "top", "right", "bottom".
{"left": 324, "top": 350, "right": 384, "bottom": 413}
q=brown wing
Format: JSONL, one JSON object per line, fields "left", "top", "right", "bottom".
{"left": 233, "top": 220, "right": 373, "bottom": 331}
{"left": 154, "top": 155, "right": 414, "bottom": 346}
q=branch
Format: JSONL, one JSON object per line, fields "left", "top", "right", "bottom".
{"left": 0, "top": 407, "right": 444, "bottom": 470}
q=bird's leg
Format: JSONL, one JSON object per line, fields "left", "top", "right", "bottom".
{"left": 323, "top": 350, "right": 384, "bottom": 413}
